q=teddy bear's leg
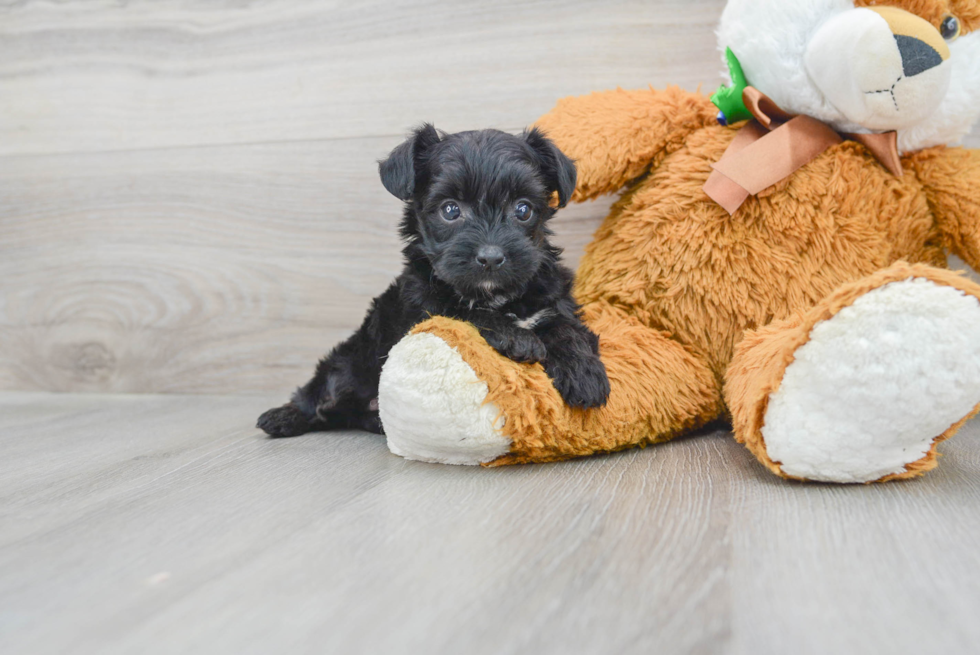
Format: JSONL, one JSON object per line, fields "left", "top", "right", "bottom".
{"left": 378, "top": 302, "right": 723, "bottom": 465}
{"left": 725, "top": 262, "right": 980, "bottom": 483}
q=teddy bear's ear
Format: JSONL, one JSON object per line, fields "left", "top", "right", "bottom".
{"left": 524, "top": 127, "right": 577, "bottom": 208}
{"left": 379, "top": 123, "right": 441, "bottom": 201}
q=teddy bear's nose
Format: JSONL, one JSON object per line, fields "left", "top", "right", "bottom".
{"left": 476, "top": 246, "right": 506, "bottom": 271}
{"left": 868, "top": 5, "right": 950, "bottom": 72}
{"left": 895, "top": 35, "right": 944, "bottom": 77}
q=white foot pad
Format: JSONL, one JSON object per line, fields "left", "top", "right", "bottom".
{"left": 763, "top": 278, "right": 980, "bottom": 482}
{"left": 378, "top": 332, "right": 511, "bottom": 465}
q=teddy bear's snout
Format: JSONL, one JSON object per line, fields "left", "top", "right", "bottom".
{"left": 804, "top": 6, "right": 951, "bottom": 132}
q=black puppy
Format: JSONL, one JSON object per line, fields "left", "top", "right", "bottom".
{"left": 257, "top": 125, "right": 610, "bottom": 438}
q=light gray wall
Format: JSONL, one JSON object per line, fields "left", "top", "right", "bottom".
{"left": 1, "top": 0, "right": 977, "bottom": 394}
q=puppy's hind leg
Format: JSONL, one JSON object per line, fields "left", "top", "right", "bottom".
{"left": 256, "top": 402, "right": 324, "bottom": 438}
{"left": 258, "top": 280, "right": 404, "bottom": 438}
{"left": 348, "top": 398, "right": 384, "bottom": 434}
{"left": 256, "top": 368, "right": 353, "bottom": 438}
{"left": 257, "top": 343, "right": 373, "bottom": 438}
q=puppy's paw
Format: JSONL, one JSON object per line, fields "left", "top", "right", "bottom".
{"left": 548, "top": 354, "right": 610, "bottom": 409}
{"left": 485, "top": 329, "right": 547, "bottom": 363}
{"left": 257, "top": 403, "right": 313, "bottom": 438}
{"left": 352, "top": 412, "right": 385, "bottom": 435}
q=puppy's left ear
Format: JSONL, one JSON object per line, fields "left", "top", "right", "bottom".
{"left": 524, "top": 127, "right": 577, "bottom": 208}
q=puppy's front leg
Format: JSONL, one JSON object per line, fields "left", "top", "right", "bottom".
{"left": 537, "top": 317, "right": 610, "bottom": 409}
{"left": 467, "top": 310, "right": 547, "bottom": 363}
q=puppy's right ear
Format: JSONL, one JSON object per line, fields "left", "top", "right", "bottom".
{"left": 379, "top": 123, "right": 441, "bottom": 200}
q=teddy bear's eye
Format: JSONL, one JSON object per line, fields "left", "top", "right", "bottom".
{"left": 940, "top": 14, "right": 961, "bottom": 41}
{"left": 440, "top": 201, "right": 461, "bottom": 221}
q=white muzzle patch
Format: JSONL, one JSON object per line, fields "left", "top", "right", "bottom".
{"left": 805, "top": 8, "right": 951, "bottom": 131}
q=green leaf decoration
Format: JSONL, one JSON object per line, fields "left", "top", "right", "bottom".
{"left": 711, "top": 47, "right": 753, "bottom": 125}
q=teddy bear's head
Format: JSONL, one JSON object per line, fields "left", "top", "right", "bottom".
{"left": 718, "top": 0, "right": 980, "bottom": 152}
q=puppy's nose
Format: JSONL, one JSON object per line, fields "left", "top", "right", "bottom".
{"left": 476, "top": 246, "right": 506, "bottom": 271}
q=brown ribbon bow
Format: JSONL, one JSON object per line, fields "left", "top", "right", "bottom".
{"left": 703, "top": 87, "right": 903, "bottom": 215}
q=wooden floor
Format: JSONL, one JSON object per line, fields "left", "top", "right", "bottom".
{"left": 0, "top": 0, "right": 714, "bottom": 395}
{"left": 2, "top": 392, "right": 979, "bottom": 655}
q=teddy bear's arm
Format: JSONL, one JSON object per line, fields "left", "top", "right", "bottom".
{"left": 912, "top": 147, "right": 980, "bottom": 272}
{"left": 534, "top": 86, "right": 718, "bottom": 202}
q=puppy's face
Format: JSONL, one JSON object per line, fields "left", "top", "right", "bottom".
{"left": 380, "top": 126, "right": 576, "bottom": 301}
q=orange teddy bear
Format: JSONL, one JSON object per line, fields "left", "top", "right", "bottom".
{"left": 377, "top": 0, "right": 980, "bottom": 483}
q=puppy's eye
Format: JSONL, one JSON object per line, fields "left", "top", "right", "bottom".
{"left": 440, "top": 201, "right": 461, "bottom": 221}
{"left": 514, "top": 201, "right": 533, "bottom": 222}
{"left": 940, "top": 14, "right": 960, "bottom": 41}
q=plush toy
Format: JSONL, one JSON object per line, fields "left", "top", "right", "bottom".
{"left": 377, "top": 0, "right": 980, "bottom": 483}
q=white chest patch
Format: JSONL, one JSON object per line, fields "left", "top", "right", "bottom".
{"left": 513, "top": 308, "right": 555, "bottom": 330}
{"left": 762, "top": 278, "right": 980, "bottom": 483}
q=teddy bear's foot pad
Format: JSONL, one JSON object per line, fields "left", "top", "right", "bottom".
{"left": 378, "top": 332, "right": 510, "bottom": 465}
{"left": 763, "top": 278, "right": 980, "bottom": 482}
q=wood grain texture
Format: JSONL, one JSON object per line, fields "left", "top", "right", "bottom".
{"left": 1, "top": 0, "right": 978, "bottom": 394}
{"left": 0, "top": 137, "right": 615, "bottom": 393}
{"left": 0, "top": 392, "right": 978, "bottom": 655}
{"left": 0, "top": 0, "right": 726, "bottom": 156}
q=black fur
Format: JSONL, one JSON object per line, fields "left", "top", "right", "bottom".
{"left": 257, "top": 126, "right": 610, "bottom": 438}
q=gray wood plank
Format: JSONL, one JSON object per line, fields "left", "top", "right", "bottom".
{"left": 0, "top": 138, "right": 614, "bottom": 393}
{"left": 1, "top": 393, "right": 978, "bottom": 654}
{"left": 0, "top": 0, "right": 728, "bottom": 156}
